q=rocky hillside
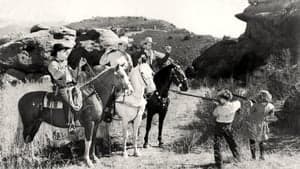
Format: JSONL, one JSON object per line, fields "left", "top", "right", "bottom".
{"left": 0, "top": 17, "right": 217, "bottom": 85}
{"left": 68, "top": 17, "right": 217, "bottom": 67}
{"left": 189, "top": 0, "right": 300, "bottom": 132}
{"left": 68, "top": 16, "right": 177, "bottom": 31}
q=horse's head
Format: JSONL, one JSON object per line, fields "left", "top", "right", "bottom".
{"left": 170, "top": 63, "right": 189, "bottom": 91}
{"left": 137, "top": 63, "right": 156, "bottom": 95}
{"left": 113, "top": 64, "right": 134, "bottom": 95}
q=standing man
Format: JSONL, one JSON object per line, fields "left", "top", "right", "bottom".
{"left": 138, "top": 37, "right": 172, "bottom": 72}
{"left": 212, "top": 89, "right": 241, "bottom": 169}
{"left": 48, "top": 43, "right": 87, "bottom": 129}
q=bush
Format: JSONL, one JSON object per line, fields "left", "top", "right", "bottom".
{"left": 182, "top": 35, "right": 191, "bottom": 41}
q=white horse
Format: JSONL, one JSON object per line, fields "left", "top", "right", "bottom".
{"left": 115, "top": 63, "right": 156, "bottom": 157}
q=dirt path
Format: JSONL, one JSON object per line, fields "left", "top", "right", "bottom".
{"left": 60, "top": 88, "right": 300, "bottom": 169}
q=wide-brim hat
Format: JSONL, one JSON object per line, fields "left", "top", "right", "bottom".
{"left": 140, "top": 36, "right": 156, "bottom": 45}
{"left": 118, "top": 36, "right": 134, "bottom": 45}
{"left": 51, "top": 43, "right": 71, "bottom": 56}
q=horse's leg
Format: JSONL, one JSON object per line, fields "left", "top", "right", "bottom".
{"left": 122, "top": 119, "right": 129, "bottom": 158}
{"left": 83, "top": 121, "right": 95, "bottom": 168}
{"left": 23, "top": 120, "right": 42, "bottom": 143}
{"left": 22, "top": 119, "right": 42, "bottom": 160}
{"left": 133, "top": 108, "right": 143, "bottom": 157}
{"left": 158, "top": 110, "right": 167, "bottom": 147}
{"left": 143, "top": 111, "right": 155, "bottom": 148}
{"left": 91, "top": 121, "right": 100, "bottom": 163}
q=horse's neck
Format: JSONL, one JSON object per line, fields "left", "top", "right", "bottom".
{"left": 93, "top": 69, "right": 115, "bottom": 106}
{"left": 155, "top": 66, "right": 173, "bottom": 97}
{"left": 129, "top": 67, "right": 145, "bottom": 98}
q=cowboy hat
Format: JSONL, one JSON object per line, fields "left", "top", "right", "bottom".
{"left": 51, "top": 43, "right": 71, "bottom": 56}
{"left": 118, "top": 36, "right": 134, "bottom": 45}
{"left": 140, "top": 37, "right": 156, "bottom": 45}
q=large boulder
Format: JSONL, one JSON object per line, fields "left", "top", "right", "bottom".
{"left": 191, "top": 0, "right": 300, "bottom": 80}
{"left": 281, "top": 89, "right": 300, "bottom": 133}
{"left": 0, "top": 26, "right": 76, "bottom": 74}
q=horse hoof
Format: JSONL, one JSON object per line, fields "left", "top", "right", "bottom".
{"left": 134, "top": 151, "right": 141, "bottom": 157}
{"left": 143, "top": 143, "right": 149, "bottom": 148}
{"left": 92, "top": 156, "right": 100, "bottom": 164}
{"left": 85, "top": 159, "right": 94, "bottom": 168}
{"left": 123, "top": 152, "right": 128, "bottom": 158}
{"left": 158, "top": 142, "right": 164, "bottom": 148}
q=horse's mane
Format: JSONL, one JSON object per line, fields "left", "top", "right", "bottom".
{"left": 154, "top": 63, "right": 175, "bottom": 81}
{"left": 94, "top": 67, "right": 115, "bottom": 85}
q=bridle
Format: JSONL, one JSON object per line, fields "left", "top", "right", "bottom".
{"left": 170, "top": 65, "right": 187, "bottom": 88}
{"left": 150, "top": 64, "right": 186, "bottom": 108}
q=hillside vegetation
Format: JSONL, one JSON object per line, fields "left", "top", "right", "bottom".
{"left": 68, "top": 16, "right": 177, "bottom": 31}
{"left": 131, "top": 30, "right": 217, "bottom": 67}
{"left": 67, "top": 16, "right": 218, "bottom": 67}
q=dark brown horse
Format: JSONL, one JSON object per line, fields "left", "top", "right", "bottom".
{"left": 18, "top": 65, "right": 133, "bottom": 167}
{"left": 143, "top": 62, "right": 189, "bottom": 148}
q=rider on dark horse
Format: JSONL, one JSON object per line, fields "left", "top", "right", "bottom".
{"left": 48, "top": 43, "right": 87, "bottom": 131}
{"left": 137, "top": 36, "right": 172, "bottom": 72}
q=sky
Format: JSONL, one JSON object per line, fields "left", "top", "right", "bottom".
{"left": 0, "top": 0, "right": 249, "bottom": 37}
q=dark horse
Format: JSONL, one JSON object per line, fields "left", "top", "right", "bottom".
{"left": 18, "top": 65, "right": 133, "bottom": 167}
{"left": 143, "top": 62, "right": 189, "bottom": 148}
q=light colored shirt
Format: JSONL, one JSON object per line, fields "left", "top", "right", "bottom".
{"left": 48, "top": 60, "right": 73, "bottom": 85}
{"left": 248, "top": 102, "right": 274, "bottom": 123}
{"left": 142, "top": 49, "right": 165, "bottom": 65}
{"left": 213, "top": 100, "right": 241, "bottom": 123}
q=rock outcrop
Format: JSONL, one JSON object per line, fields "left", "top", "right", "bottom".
{"left": 281, "top": 89, "right": 300, "bottom": 133}
{"left": 0, "top": 26, "right": 76, "bottom": 81}
{"left": 191, "top": 0, "right": 300, "bottom": 81}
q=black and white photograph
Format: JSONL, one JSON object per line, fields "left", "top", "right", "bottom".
{"left": 0, "top": 0, "right": 299, "bottom": 168}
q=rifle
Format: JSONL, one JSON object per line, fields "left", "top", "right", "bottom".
{"left": 170, "top": 89, "right": 256, "bottom": 104}
{"left": 169, "top": 89, "right": 219, "bottom": 103}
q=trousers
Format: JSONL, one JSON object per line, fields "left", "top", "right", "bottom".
{"left": 214, "top": 122, "right": 240, "bottom": 169}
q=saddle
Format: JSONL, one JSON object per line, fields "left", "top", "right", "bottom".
{"left": 43, "top": 92, "right": 64, "bottom": 109}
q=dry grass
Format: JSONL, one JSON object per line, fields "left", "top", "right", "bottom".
{"left": 0, "top": 82, "right": 78, "bottom": 169}
{"left": 0, "top": 82, "right": 300, "bottom": 169}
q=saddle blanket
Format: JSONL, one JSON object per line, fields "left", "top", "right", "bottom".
{"left": 43, "top": 93, "right": 63, "bottom": 109}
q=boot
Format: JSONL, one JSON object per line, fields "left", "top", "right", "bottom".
{"left": 259, "top": 142, "right": 265, "bottom": 160}
{"left": 249, "top": 139, "right": 256, "bottom": 160}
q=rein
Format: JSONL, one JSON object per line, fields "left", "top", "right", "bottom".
{"left": 78, "top": 67, "right": 111, "bottom": 89}
{"left": 138, "top": 65, "right": 149, "bottom": 86}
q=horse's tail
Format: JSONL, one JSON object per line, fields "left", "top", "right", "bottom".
{"left": 18, "top": 91, "right": 45, "bottom": 143}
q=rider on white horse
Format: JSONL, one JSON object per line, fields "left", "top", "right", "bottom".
{"left": 99, "top": 36, "right": 133, "bottom": 73}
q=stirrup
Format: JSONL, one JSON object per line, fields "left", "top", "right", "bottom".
{"left": 68, "top": 123, "right": 76, "bottom": 133}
